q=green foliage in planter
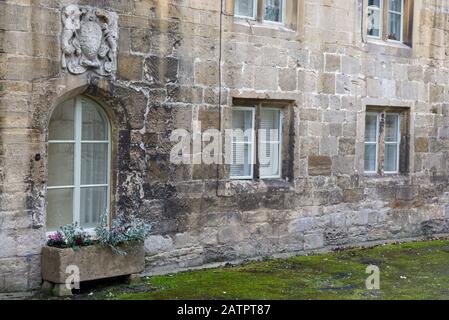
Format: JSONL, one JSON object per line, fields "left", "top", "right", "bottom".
{"left": 95, "top": 211, "right": 152, "bottom": 255}
{"left": 46, "top": 212, "right": 151, "bottom": 255}
{"left": 46, "top": 223, "right": 93, "bottom": 250}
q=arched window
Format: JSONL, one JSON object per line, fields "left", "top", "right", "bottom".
{"left": 47, "top": 96, "right": 111, "bottom": 232}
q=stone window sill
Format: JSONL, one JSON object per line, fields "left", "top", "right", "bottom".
{"left": 362, "top": 173, "right": 411, "bottom": 184}
{"left": 232, "top": 18, "right": 297, "bottom": 39}
{"left": 218, "top": 178, "right": 294, "bottom": 196}
{"left": 365, "top": 38, "right": 413, "bottom": 57}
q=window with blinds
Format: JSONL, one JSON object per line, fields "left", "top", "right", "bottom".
{"left": 259, "top": 109, "right": 282, "bottom": 178}
{"left": 230, "top": 108, "right": 255, "bottom": 179}
{"left": 230, "top": 106, "right": 282, "bottom": 180}
{"left": 364, "top": 108, "right": 407, "bottom": 175}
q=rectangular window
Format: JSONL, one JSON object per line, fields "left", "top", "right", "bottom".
{"left": 367, "top": 0, "right": 410, "bottom": 44}
{"left": 233, "top": 0, "right": 287, "bottom": 25}
{"left": 234, "top": 0, "right": 257, "bottom": 19}
{"left": 230, "top": 104, "right": 285, "bottom": 180}
{"left": 264, "top": 0, "right": 284, "bottom": 23}
{"left": 364, "top": 109, "right": 407, "bottom": 175}
{"left": 367, "top": 0, "right": 382, "bottom": 38}
{"left": 230, "top": 107, "right": 255, "bottom": 179}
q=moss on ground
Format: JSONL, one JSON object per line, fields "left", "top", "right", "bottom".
{"left": 60, "top": 240, "right": 449, "bottom": 300}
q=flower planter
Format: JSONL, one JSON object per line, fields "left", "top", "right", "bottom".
{"left": 41, "top": 242, "right": 145, "bottom": 296}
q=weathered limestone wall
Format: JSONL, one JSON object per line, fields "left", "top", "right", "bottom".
{"left": 1, "top": 0, "right": 449, "bottom": 293}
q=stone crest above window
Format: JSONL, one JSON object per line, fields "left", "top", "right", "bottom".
{"left": 61, "top": 5, "right": 118, "bottom": 76}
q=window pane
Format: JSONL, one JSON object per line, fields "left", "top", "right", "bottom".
{"left": 80, "top": 187, "right": 107, "bottom": 229}
{"left": 47, "top": 188, "right": 73, "bottom": 231}
{"left": 231, "top": 143, "right": 252, "bottom": 178}
{"left": 49, "top": 99, "right": 74, "bottom": 141}
{"left": 389, "top": 0, "right": 402, "bottom": 12}
{"left": 384, "top": 144, "right": 398, "bottom": 172}
{"left": 369, "top": 0, "right": 381, "bottom": 7}
{"left": 82, "top": 100, "right": 108, "bottom": 141}
{"left": 385, "top": 114, "right": 399, "bottom": 142}
{"left": 234, "top": 0, "right": 255, "bottom": 18}
{"left": 231, "top": 109, "right": 254, "bottom": 178}
{"left": 364, "top": 144, "right": 377, "bottom": 172}
{"left": 365, "top": 114, "right": 378, "bottom": 142}
{"left": 265, "top": 0, "right": 283, "bottom": 23}
{"left": 232, "top": 109, "right": 254, "bottom": 142}
{"left": 388, "top": 12, "right": 402, "bottom": 41}
{"left": 81, "top": 143, "right": 108, "bottom": 185}
{"left": 367, "top": 8, "right": 381, "bottom": 37}
{"left": 260, "top": 109, "right": 281, "bottom": 178}
{"left": 48, "top": 143, "right": 74, "bottom": 187}
{"left": 260, "top": 109, "right": 280, "bottom": 141}
{"left": 260, "top": 143, "right": 281, "bottom": 177}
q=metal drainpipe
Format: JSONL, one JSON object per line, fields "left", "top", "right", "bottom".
{"left": 216, "top": 0, "right": 224, "bottom": 197}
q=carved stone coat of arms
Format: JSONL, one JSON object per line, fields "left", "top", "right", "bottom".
{"left": 61, "top": 5, "right": 118, "bottom": 76}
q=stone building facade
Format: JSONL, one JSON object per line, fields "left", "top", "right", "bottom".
{"left": 1, "top": 0, "right": 449, "bottom": 294}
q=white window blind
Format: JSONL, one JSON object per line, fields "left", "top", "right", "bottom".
{"left": 384, "top": 113, "right": 400, "bottom": 173}
{"left": 364, "top": 112, "right": 378, "bottom": 173}
{"left": 364, "top": 111, "right": 401, "bottom": 174}
{"left": 259, "top": 109, "right": 282, "bottom": 178}
{"left": 230, "top": 108, "right": 255, "bottom": 179}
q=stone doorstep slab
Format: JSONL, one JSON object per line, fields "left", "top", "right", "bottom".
{"left": 41, "top": 242, "right": 145, "bottom": 284}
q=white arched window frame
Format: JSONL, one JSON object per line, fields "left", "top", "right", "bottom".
{"left": 47, "top": 96, "right": 111, "bottom": 234}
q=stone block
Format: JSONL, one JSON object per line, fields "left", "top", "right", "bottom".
{"left": 332, "top": 156, "right": 354, "bottom": 175}
{"left": 415, "top": 137, "right": 429, "bottom": 153}
{"left": 325, "top": 54, "right": 341, "bottom": 73}
{"left": 279, "top": 68, "right": 297, "bottom": 91}
{"left": 320, "top": 73, "right": 336, "bottom": 94}
{"left": 144, "top": 235, "right": 173, "bottom": 255}
{"left": 117, "top": 54, "right": 143, "bottom": 80}
{"left": 338, "top": 138, "right": 356, "bottom": 155}
{"left": 144, "top": 55, "right": 179, "bottom": 86}
{"left": 130, "top": 28, "right": 151, "bottom": 53}
{"left": 304, "top": 233, "right": 324, "bottom": 250}
{"left": 308, "top": 156, "right": 332, "bottom": 176}
{"left": 255, "top": 66, "right": 278, "bottom": 90}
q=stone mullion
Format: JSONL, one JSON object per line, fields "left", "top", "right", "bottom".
{"left": 378, "top": 111, "right": 386, "bottom": 175}
{"left": 399, "top": 111, "right": 410, "bottom": 174}
{"left": 254, "top": 103, "right": 262, "bottom": 179}
{"left": 382, "top": 0, "right": 388, "bottom": 41}
{"left": 257, "top": 0, "right": 264, "bottom": 22}
{"left": 224, "top": 0, "right": 235, "bottom": 15}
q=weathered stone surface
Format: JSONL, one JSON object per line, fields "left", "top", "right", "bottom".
{"left": 117, "top": 54, "right": 143, "bottom": 80}
{"left": 415, "top": 137, "right": 429, "bottom": 153}
{"left": 2, "top": 0, "right": 449, "bottom": 295}
{"left": 41, "top": 243, "right": 145, "bottom": 284}
{"left": 308, "top": 156, "right": 332, "bottom": 176}
{"left": 144, "top": 56, "right": 179, "bottom": 86}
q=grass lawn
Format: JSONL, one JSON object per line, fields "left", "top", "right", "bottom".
{"left": 53, "top": 239, "right": 449, "bottom": 300}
